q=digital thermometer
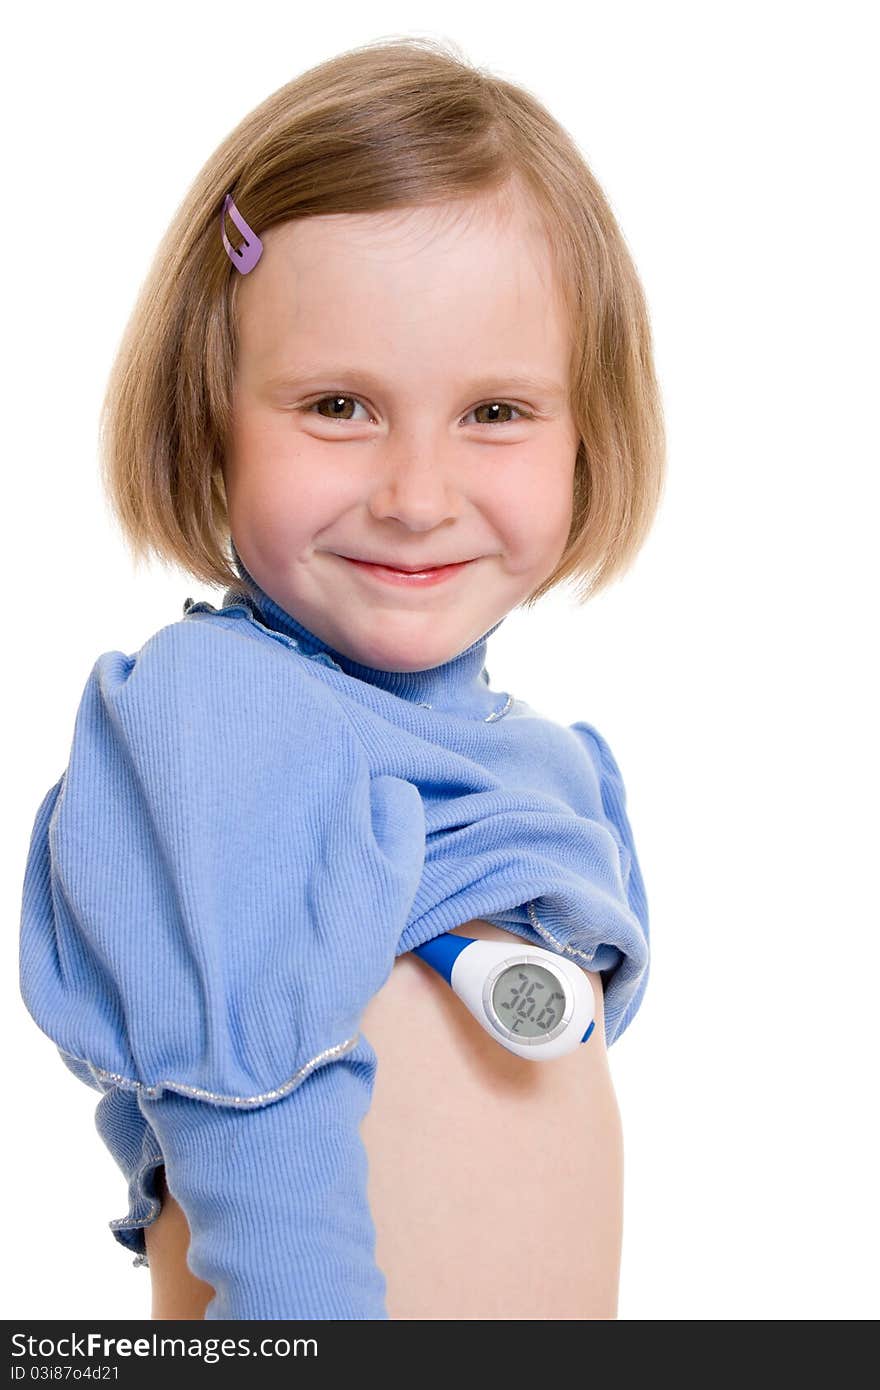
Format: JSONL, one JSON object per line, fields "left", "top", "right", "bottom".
{"left": 411, "top": 932, "right": 595, "bottom": 1061}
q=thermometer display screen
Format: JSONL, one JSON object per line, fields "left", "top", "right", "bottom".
{"left": 491, "top": 962, "right": 566, "bottom": 1038}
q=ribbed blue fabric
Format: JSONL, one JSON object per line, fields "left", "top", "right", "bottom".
{"left": 19, "top": 548, "right": 649, "bottom": 1319}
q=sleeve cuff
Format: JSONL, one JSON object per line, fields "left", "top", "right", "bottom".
{"left": 136, "top": 1036, "right": 388, "bottom": 1320}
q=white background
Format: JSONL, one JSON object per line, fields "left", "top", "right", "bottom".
{"left": 3, "top": 0, "right": 877, "bottom": 1321}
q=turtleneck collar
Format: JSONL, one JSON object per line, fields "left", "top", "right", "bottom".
{"left": 222, "top": 542, "right": 513, "bottom": 721}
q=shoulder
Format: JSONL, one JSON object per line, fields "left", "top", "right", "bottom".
{"left": 97, "top": 608, "right": 297, "bottom": 688}
{"left": 569, "top": 720, "right": 629, "bottom": 796}
{"left": 569, "top": 720, "right": 620, "bottom": 783}
{"left": 93, "top": 611, "right": 357, "bottom": 747}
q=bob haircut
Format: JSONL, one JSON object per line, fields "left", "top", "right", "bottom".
{"left": 99, "top": 34, "right": 665, "bottom": 607}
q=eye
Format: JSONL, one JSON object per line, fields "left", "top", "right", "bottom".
{"left": 464, "top": 401, "right": 528, "bottom": 426}
{"left": 307, "top": 395, "right": 372, "bottom": 422}
{"left": 305, "top": 394, "right": 530, "bottom": 426}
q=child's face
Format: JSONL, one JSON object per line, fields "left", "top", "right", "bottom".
{"left": 223, "top": 190, "right": 579, "bottom": 672}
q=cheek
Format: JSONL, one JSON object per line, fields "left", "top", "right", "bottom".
{"left": 491, "top": 455, "right": 575, "bottom": 562}
{"left": 227, "top": 434, "right": 341, "bottom": 548}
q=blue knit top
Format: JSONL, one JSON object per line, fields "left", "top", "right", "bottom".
{"left": 19, "top": 549, "right": 649, "bottom": 1320}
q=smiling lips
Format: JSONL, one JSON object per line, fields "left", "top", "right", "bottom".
{"left": 339, "top": 555, "right": 475, "bottom": 586}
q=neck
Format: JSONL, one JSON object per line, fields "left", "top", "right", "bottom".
{"left": 225, "top": 542, "right": 510, "bottom": 720}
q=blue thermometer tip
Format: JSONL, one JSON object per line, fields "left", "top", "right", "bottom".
{"left": 411, "top": 932, "right": 473, "bottom": 985}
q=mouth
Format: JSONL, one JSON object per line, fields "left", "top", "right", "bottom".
{"left": 337, "top": 556, "right": 476, "bottom": 586}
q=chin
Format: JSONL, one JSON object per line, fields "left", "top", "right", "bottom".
{"left": 349, "top": 628, "right": 464, "bottom": 673}
{"left": 355, "top": 648, "right": 448, "bottom": 674}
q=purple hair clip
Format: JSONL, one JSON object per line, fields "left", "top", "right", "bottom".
{"left": 220, "top": 192, "right": 263, "bottom": 274}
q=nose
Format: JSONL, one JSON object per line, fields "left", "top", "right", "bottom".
{"left": 366, "top": 431, "right": 463, "bottom": 530}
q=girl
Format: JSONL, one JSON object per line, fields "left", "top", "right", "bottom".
{"left": 19, "top": 35, "right": 664, "bottom": 1321}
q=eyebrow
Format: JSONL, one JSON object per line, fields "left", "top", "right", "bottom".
{"left": 262, "top": 366, "right": 567, "bottom": 400}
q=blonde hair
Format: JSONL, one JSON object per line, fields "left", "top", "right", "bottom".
{"left": 99, "top": 34, "right": 665, "bottom": 606}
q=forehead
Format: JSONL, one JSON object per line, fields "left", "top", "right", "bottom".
{"left": 252, "top": 184, "right": 549, "bottom": 264}
{"left": 234, "top": 193, "right": 567, "bottom": 367}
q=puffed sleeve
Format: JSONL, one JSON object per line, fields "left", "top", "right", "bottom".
{"left": 19, "top": 618, "right": 426, "bottom": 1319}
{"left": 569, "top": 720, "right": 650, "bottom": 1042}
